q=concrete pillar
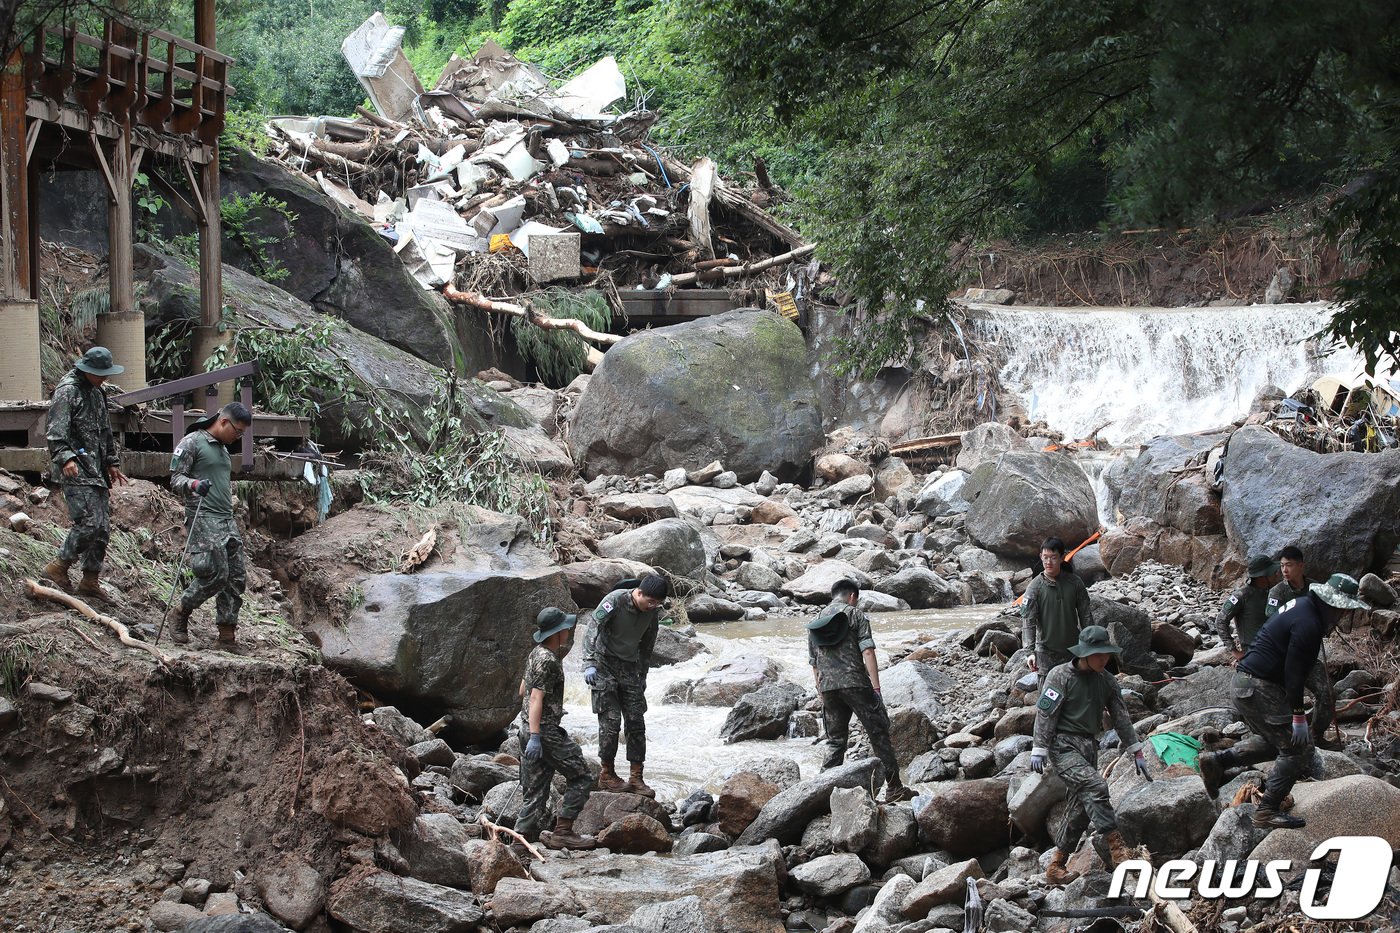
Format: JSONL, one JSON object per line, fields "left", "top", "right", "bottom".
{"left": 0, "top": 299, "right": 42, "bottom": 400}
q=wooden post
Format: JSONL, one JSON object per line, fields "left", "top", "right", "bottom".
{"left": 190, "top": 0, "right": 230, "bottom": 403}
{"left": 0, "top": 48, "right": 42, "bottom": 400}
{"left": 93, "top": 122, "right": 148, "bottom": 390}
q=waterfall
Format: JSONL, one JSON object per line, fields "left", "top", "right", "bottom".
{"left": 969, "top": 302, "right": 1363, "bottom": 446}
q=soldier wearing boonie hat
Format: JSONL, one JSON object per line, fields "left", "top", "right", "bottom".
{"left": 1213, "top": 553, "right": 1281, "bottom": 661}
{"left": 1199, "top": 573, "right": 1372, "bottom": 828}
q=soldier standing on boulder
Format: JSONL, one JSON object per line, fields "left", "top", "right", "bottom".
{"left": 164, "top": 403, "right": 253, "bottom": 647}
{"left": 583, "top": 573, "right": 669, "bottom": 798}
{"left": 808, "top": 579, "right": 917, "bottom": 803}
{"left": 517, "top": 607, "right": 597, "bottom": 849}
{"left": 1213, "top": 554, "right": 1281, "bottom": 661}
{"left": 1197, "top": 574, "right": 1371, "bottom": 827}
{"left": 1022, "top": 537, "right": 1094, "bottom": 688}
{"left": 1032, "top": 625, "right": 1150, "bottom": 886}
{"left": 43, "top": 347, "right": 130, "bottom": 597}
{"left": 1266, "top": 546, "right": 1311, "bottom": 617}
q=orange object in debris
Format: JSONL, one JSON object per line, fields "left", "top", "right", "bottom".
{"left": 490, "top": 233, "right": 514, "bottom": 253}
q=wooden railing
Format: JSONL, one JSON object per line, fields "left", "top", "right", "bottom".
{"left": 24, "top": 18, "right": 232, "bottom": 145}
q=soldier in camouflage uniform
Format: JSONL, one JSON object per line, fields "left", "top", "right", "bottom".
{"left": 43, "top": 348, "right": 130, "bottom": 597}
{"left": 1032, "top": 625, "right": 1151, "bottom": 886}
{"left": 1022, "top": 537, "right": 1094, "bottom": 689}
{"left": 1213, "top": 554, "right": 1281, "bottom": 661}
{"left": 583, "top": 573, "right": 668, "bottom": 797}
{"left": 164, "top": 403, "right": 252, "bottom": 647}
{"left": 518, "top": 607, "right": 596, "bottom": 849}
{"left": 808, "top": 579, "right": 916, "bottom": 803}
{"left": 1266, "top": 546, "right": 1311, "bottom": 618}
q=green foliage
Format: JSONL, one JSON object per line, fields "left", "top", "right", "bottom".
{"left": 689, "top": 0, "right": 1400, "bottom": 374}
{"left": 211, "top": 316, "right": 362, "bottom": 425}
{"left": 221, "top": 192, "right": 298, "bottom": 283}
{"left": 133, "top": 173, "right": 168, "bottom": 244}
{"left": 510, "top": 289, "right": 611, "bottom": 386}
{"left": 221, "top": 109, "right": 274, "bottom": 160}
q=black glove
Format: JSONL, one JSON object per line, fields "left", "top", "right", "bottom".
{"left": 193, "top": 479, "right": 212, "bottom": 497}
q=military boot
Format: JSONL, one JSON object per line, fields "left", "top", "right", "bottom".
{"left": 76, "top": 571, "right": 107, "bottom": 601}
{"left": 1197, "top": 750, "right": 1233, "bottom": 800}
{"left": 42, "top": 558, "right": 73, "bottom": 589}
{"left": 217, "top": 624, "right": 238, "bottom": 647}
{"left": 597, "top": 760, "right": 629, "bottom": 793}
{"left": 1104, "top": 830, "right": 1136, "bottom": 867}
{"left": 883, "top": 780, "right": 917, "bottom": 803}
{"left": 539, "top": 817, "right": 596, "bottom": 850}
{"left": 1045, "top": 848, "right": 1080, "bottom": 886}
{"left": 1252, "top": 793, "right": 1305, "bottom": 829}
{"left": 164, "top": 606, "right": 191, "bottom": 645}
{"left": 626, "top": 762, "right": 657, "bottom": 799}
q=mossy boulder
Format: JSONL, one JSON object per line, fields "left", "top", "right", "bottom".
{"left": 569, "top": 309, "right": 824, "bottom": 482}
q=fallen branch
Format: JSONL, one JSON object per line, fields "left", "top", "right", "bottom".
{"left": 23, "top": 579, "right": 172, "bottom": 666}
{"left": 478, "top": 813, "right": 545, "bottom": 861}
{"left": 658, "top": 152, "right": 807, "bottom": 248}
{"left": 688, "top": 157, "right": 716, "bottom": 261}
{"left": 667, "top": 244, "right": 817, "bottom": 287}
{"left": 67, "top": 620, "right": 112, "bottom": 656}
{"left": 440, "top": 286, "right": 621, "bottom": 347}
{"left": 268, "top": 126, "right": 372, "bottom": 175}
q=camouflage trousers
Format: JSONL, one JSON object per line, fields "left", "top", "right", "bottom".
{"left": 592, "top": 661, "right": 648, "bottom": 763}
{"left": 1050, "top": 732, "right": 1118, "bottom": 852}
{"left": 58, "top": 485, "right": 111, "bottom": 573}
{"left": 179, "top": 515, "right": 246, "bottom": 628}
{"left": 820, "top": 686, "right": 899, "bottom": 784}
{"left": 1230, "top": 662, "right": 1333, "bottom": 767}
{"left": 516, "top": 723, "right": 593, "bottom": 840}
{"left": 1231, "top": 670, "right": 1316, "bottom": 803}
{"left": 1036, "top": 646, "right": 1074, "bottom": 693}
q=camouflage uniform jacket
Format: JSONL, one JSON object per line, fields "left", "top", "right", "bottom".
{"left": 808, "top": 600, "right": 877, "bottom": 692}
{"left": 583, "top": 588, "right": 659, "bottom": 669}
{"left": 519, "top": 645, "right": 567, "bottom": 731}
{"left": 169, "top": 429, "right": 234, "bottom": 521}
{"left": 1032, "top": 661, "right": 1140, "bottom": 757}
{"left": 1265, "top": 579, "right": 1311, "bottom": 618}
{"left": 1021, "top": 571, "right": 1093, "bottom": 653}
{"left": 46, "top": 370, "right": 118, "bottom": 487}
{"left": 1214, "top": 581, "right": 1270, "bottom": 650}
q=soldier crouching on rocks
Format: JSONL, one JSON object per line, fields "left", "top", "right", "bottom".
{"left": 164, "top": 403, "right": 253, "bottom": 647}
{"left": 808, "top": 578, "right": 917, "bottom": 803}
{"left": 1197, "top": 573, "right": 1371, "bottom": 828}
{"left": 583, "top": 573, "right": 668, "bottom": 798}
{"left": 43, "top": 347, "right": 130, "bottom": 597}
{"left": 1032, "top": 625, "right": 1150, "bottom": 886}
{"left": 517, "top": 607, "right": 597, "bottom": 850}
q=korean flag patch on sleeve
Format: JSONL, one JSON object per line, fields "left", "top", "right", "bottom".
{"left": 1037, "top": 685, "right": 1062, "bottom": 712}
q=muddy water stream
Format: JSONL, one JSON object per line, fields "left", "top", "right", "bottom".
{"left": 559, "top": 605, "right": 1003, "bottom": 803}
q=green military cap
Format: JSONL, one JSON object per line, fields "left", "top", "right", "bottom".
{"left": 1309, "top": 573, "right": 1371, "bottom": 611}
{"left": 1068, "top": 624, "right": 1122, "bottom": 657}
{"left": 74, "top": 347, "right": 124, "bottom": 376}
{"left": 534, "top": 606, "right": 578, "bottom": 643}
{"left": 1247, "top": 554, "right": 1281, "bottom": 578}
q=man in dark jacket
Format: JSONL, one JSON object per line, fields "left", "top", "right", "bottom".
{"left": 808, "top": 579, "right": 916, "bottom": 803}
{"left": 1198, "top": 574, "right": 1371, "bottom": 827}
{"left": 43, "top": 347, "right": 129, "bottom": 597}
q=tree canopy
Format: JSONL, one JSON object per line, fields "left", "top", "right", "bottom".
{"left": 687, "top": 0, "right": 1400, "bottom": 374}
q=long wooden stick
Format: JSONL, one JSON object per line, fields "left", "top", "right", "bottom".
{"left": 657, "top": 152, "right": 807, "bottom": 247}
{"left": 440, "top": 285, "right": 621, "bottom": 346}
{"left": 667, "top": 244, "right": 817, "bottom": 286}
{"left": 23, "top": 579, "right": 172, "bottom": 666}
{"left": 478, "top": 813, "right": 545, "bottom": 861}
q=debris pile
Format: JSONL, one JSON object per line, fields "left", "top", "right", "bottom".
{"left": 263, "top": 18, "right": 818, "bottom": 333}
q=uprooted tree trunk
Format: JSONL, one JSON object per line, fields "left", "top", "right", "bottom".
{"left": 439, "top": 285, "right": 615, "bottom": 369}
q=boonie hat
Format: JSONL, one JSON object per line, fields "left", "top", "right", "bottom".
{"left": 1247, "top": 554, "right": 1280, "bottom": 578}
{"left": 1068, "top": 625, "right": 1123, "bottom": 657}
{"left": 806, "top": 603, "right": 849, "bottom": 647}
{"left": 1309, "top": 573, "right": 1371, "bottom": 611}
{"left": 74, "top": 347, "right": 124, "bottom": 377}
{"left": 534, "top": 606, "right": 578, "bottom": 643}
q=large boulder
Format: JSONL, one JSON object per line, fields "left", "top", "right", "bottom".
{"left": 914, "top": 470, "right": 972, "bottom": 518}
{"left": 720, "top": 682, "right": 807, "bottom": 743}
{"left": 788, "top": 853, "right": 871, "bottom": 897}
{"left": 1112, "top": 776, "right": 1217, "bottom": 861}
{"left": 782, "top": 561, "right": 872, "bottom": 604}
{"left": 685, "top": 656, "right": 781, "bottom": 706}
{"left": 575, "top": 792, "right": 673, "bottom": 837}
{"left": 561, "top": 558, "right": 657, "bottom": 607}
{"left": 528, "top": 844, "right": 784, "bottom": 932}
{"left": 401, "top": 813, "right": 475, "bottom": 887}
{"left": 877, "top": 567, "right": 961, "bottom": 609}
{"left": 569, "top": 310, "right": 825, "bottom": 482}
{"left": 1089, "top": 595, "right": 1163, "bottom": 681}
{"left": 597, "top": 518, "right": 707, "bottom": 581}
{"left": 963, "top": 452, "right": 1098, "bottom": 559}
{"left": 1117, "top": 433, "right": 1227, "bottom": 530}
{"left": 880, "top": 661, "right": 954, "bottom": 712}
{"left": 1222, "top": 426, "right": 1400, "bottom": 577}
{"left": 957, "top": 422, "right": 1027, "bottom": 471}
{"left": 326, "top": 870, "right": 483, "bottom": 932}
{"left": 735, "top": 759, "right": 884, "bottom": 846}
{"left": 309, "top": 553, "right": 572, "bottom": 743}
{"left": 1247, "top": 775, "right": 1400, "bottom": 869}
{"left": 714, "top": 771, "right": 783, "bottom": 837}
{"left": 912, "top": 778, "right": 1010, "bottom": 856}
{"left": 829, "top": 786, "right": 879, "bottom": 853}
